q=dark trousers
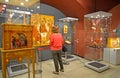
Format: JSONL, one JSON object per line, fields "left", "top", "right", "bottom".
{"left": 52, "top": 50, "right": 64, "bottom": 72}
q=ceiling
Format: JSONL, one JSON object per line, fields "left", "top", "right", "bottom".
{"left": 41, "top": 0, "right": 120, "bottom": 20}
{"left": 0, "top": 0, "right": 39, "bottom": 7}
{"left": 0, "top": 0, "right": 119, "bottom": 20}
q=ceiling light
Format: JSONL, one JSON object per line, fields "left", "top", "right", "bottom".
{"left": 2, "top": 8, "right": 5, "bottom": 10}
{"left": 31, "top": 9, "right": 34, "bottom": 12}
{"left": 91, "top": 16, "right": 93, "bottom": 18}
{"left": 96, "top": 16, "right": 98, "bottom": 18}
{"left": 25, "top": 0, "right": 29, "bottom": 2}
{"left": 27, "top": 8, "right": 29, "bottom": 10}
{"left": 21, "top": 2, "right": 24, "bottom": 6}
{"left": 37, "top": 6, "right": 40, "bottom": 9}
{"left": 97, "top": 14, "right": 100, "bottom": 17}
{"left": 59, "top": 17, "right": 78, "bottom": 21}
{"left": 16, "top": 7, "right": 19, "bottom": 9}
{"left": 3, "top": 5, "right": 6, "bottom": 7}
{"left": 6, "top": 9, "right": 31, "bottom": 15}
{"left": 5, "top": 0, "right": 9, "bottom": 2}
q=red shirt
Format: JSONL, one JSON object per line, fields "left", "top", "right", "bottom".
{"left": 50, "top": 33, "right": 63, "bottom": 50}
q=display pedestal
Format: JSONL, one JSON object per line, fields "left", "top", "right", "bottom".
{"left": 85, "top": 61, "right": 109, "bottom": 72}
{"left": 62, "top": 54, "right": 77, "bottom": 64}
{"left": 7, "top": 63, "right": 28, "bottom": 77}
{"left": 62, "top": 52, "right": 69, "bottom": 65}
{"left": 2, "top": 48, "right": 35, "bottom": 78}
{"left": 103, "top": 48, "right": 120, "bottom": 65}
{"left": 35, "top": 47, "right": 42, "bottom": 74}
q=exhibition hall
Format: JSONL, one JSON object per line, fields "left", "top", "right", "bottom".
{"left": 0, "top": 0, "right": 120, "bottom": 78}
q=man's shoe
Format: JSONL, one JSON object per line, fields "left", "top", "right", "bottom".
{"left": 60, "top": 69, "right": 64, "bottom": 72}
{"left": 53, "top": 71, "right": 59, "bottom": 75}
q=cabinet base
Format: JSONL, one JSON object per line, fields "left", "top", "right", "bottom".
{"left": 85, "top": 61, "right": 110, "bottom": 72}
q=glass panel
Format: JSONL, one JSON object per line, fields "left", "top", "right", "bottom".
{"left": 58, "top": 17, "right": 78, "bottom": 62}
{"left": 84, "top": 11, "right": 112, "bottom": 60}
{"left": 0, "top": 0, "right": 40, "bottom": 24}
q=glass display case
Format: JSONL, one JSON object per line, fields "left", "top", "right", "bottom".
{"left": 84, "top": 11, "right": 112, "bottom": 60}
{"left": 58, "top": 17, "right": 78, "bottom": 62}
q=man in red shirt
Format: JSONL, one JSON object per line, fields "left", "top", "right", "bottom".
{"left": 50, "top": 26, "right": 64, "bottom": 75}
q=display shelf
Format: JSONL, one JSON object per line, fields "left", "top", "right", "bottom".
{"left": 7, "top": 63, "right": 28, "bottom": 77}
{"left": 85, "top": 61, "right": 109, "bottom": 72}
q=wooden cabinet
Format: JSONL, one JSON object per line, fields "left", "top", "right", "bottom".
{"left": 1, "top": 24, "right": 35, "bottom": 78}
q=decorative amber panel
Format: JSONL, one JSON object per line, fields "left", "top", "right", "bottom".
{"left": 2, "top": 23, "right": 33, "bottom": 50}
{"left": 107, "top": 37, "right": 120, "bottom": 48}
{"left": 31, "top": 14, "right": 54, "bottom": 46}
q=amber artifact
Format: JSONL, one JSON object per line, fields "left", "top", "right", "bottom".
{"left": 31, "top": 14, "right": 54, "bottom": 46}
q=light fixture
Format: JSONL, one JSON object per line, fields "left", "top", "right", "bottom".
{"left": 37, "top": 6, "right": 40, "bottom": 9}
{"left": 16, "top": 7, "right": 19, "bottom": 9}
{"left": 91, "top": 16, "right": 93, "bottom": 18}
{"left": 5, "top": 0, "right": 9, "bottom": 2}
{"left": 20, "top": 2, "right": 24, "bottom": 6}
{"left": 2, "top": 7, "right": 5, "bottom": 10}
{"left": 3, "top": 5, "right": 6, "bottom": 7}
{"left": 31, "top": 9, "right": 34, "bottom": 12}
{"left": 25, "top": 0, "right": 29, "bottom": 2}
{"left": 6, "top": 9, "right": 31, "bottom": 15}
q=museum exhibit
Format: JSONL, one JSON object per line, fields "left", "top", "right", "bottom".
{"left": 0, "top": 0, "right": 120, "bottom": 78}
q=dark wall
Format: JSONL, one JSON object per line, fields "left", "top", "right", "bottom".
{"left": 0, "top": 17, "right": 5, "bottom": 70}
{"left": 109, "top": 4, "right": 120, "bottom": 30}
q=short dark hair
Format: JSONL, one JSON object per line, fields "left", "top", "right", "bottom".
{"left": 52, "top": 26, "right": 59, "bottom": 33}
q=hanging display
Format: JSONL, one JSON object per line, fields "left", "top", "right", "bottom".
{"left": 31, "top": 14, "right": 54, "bottom": 46}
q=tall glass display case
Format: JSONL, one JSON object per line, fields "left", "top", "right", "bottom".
{"left": 84, "top": 11, "right": 112, "bottom": 60}
{"left": 58, "top": 17, "right": 78, "bottom": 62}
